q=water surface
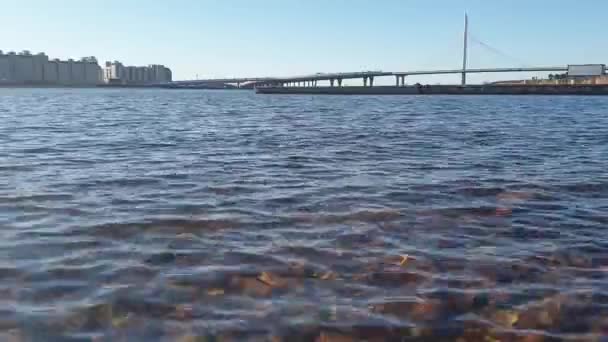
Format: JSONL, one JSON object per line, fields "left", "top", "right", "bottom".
{"left": 1, "top": 88, "right": 608, "bottom": 341}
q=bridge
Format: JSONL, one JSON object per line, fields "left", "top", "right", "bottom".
{"left": 167, "top": 77, "right": 274, "bottom": 88}
{"left": 164, "top": 72, "right": 393, "bottom": 88}
{"left": 165, "top": 66, "right": 570, "bottom": 89}
{"left": 164, "top": 15, "right": 600, "bottom": 90}
{"left": 272, "top": 66, "right": 570, "bottom": 87}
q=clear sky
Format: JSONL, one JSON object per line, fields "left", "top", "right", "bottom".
{"left": 2, "top": 0, "right": 606, "bottom": 83}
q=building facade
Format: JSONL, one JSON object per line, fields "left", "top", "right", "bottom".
{"left": 0, "top": 51, "right": 10, "bottom": 81}
{"left": 0, "top": 49, "right": 172, "bottom": 86}
{"left": 0, "top": 50, "right": 102, "bottom": 85}
{"left": 103, "top": 61, "right": 172, "bottom": 85}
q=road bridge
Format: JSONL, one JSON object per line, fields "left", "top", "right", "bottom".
{"left": 164, "top": 15, "right": 597, "bottom": 89}
{"left": 166, "top": 66, "right": 572, "bottom": 89}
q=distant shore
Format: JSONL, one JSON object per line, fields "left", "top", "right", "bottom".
{"left": 0, "top": 84, "right": 247, "bottom": 90}
{"left": 0, "top": 83, "right": 161, "bottom": 89}
{"left": 256, "top": 84, "right": 608, "bottom": 95}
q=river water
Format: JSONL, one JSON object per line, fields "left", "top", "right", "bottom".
{"left": 1, "top": 88, "right": 608, "bottom": 341}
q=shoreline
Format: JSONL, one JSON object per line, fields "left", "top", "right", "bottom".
{"left": 0, "top": 83, "right": 162, "bottom": 89}
{"left": 256, "top": 84, "right": 608, "bottom": 95}
{"left": 0, "top": 84, "right": 246, "bottom": 90}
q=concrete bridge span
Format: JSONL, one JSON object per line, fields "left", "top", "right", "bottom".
{"left": 166, "top": 66, "right": 573, "bottom": 89}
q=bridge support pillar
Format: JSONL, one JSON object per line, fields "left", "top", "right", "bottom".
{"left": 397, "top": 75, "right": 405, "bottom": 87}
{"left": 395, "top": 76, "right": 400, "bottom": 86}
{"left": 363, "top": 77, "right": 368, "bottom": 87}
{"left": 369, "top": 76, "right": 374, "bottom": 87}
{"left": 330, "top": 79, "right": 335, "bottom": 87}
{"left": 337, "top": 78, "right": 342, "bottom": 87}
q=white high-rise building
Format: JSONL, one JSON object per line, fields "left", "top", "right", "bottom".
{"left": 0, "top": 48, "right": 170, "bottom": 86}
{"left": 57, "top": 60, "right": 71, "bottom": 84}
{"left": 33, "top": 53, "right": 47, "bottom": 82}
{"left": 70, "top": 59, "right": 85, "bottom": 84}
{"left": 102, "top": 61, "right": 172, "bottom": 85}
{"left": 0, "top": 50, "right": 10, "bottom": 82}
{"left": 103, "top": 61, "right": 126, "bottom": 84}
{"left": 44, "top": 59, "right": 59, "bottom": 83}
{"left": 83, "top": 57, "right": 100, "bottom": 85}
{"left": 15, "top": 51, "right": 34, "bottom": 82}
{"left": 0, "top": 49, "right": 102, "bottom": 85}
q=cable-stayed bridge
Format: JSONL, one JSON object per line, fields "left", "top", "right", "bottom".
{"left": 163, "top": 15, "right": 601, "bottom": 89}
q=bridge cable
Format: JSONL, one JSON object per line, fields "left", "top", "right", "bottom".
{"left": 467, "top": 32, "right": 530, "bottom": 68}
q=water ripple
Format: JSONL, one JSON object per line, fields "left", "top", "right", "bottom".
{"left": 1, "top": 88, "right": 608, "bottom": 340}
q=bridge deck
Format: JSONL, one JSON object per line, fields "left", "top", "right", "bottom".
{"left": 394, "top": 67, "right": 568, "bottom": 76}
{"left": 169, "top": 66, "right": 575, "bottom": 86}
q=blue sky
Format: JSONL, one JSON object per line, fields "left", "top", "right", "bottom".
{"left": 1, "top": 0, "right": 606, "bottom": 83}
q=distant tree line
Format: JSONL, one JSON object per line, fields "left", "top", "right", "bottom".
{"left": 548, "top": 73, "right": 568, "bottom": 80}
